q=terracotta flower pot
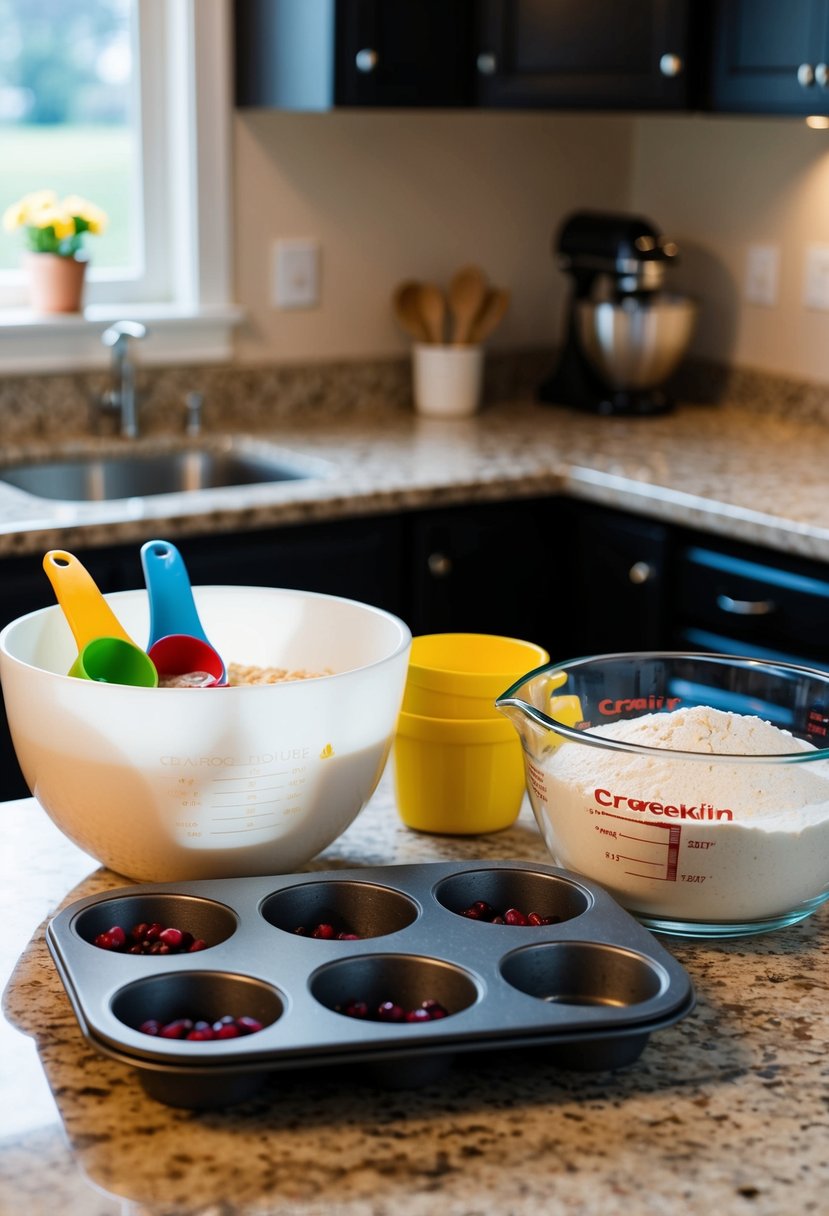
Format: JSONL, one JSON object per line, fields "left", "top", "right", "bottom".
{"left": 24, "top": 252, "right": 87, "bottom": 314}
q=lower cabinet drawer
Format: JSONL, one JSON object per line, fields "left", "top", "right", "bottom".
{"left": 675, "top": 543, "right": 829, "bottom": 666}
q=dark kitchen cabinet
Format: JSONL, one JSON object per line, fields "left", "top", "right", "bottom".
{"left": 234, "top": 0, "right": 477, "bottom": 109}
{"left": 707, "top": 0, "right": 829, "bottom": 114}
{"left": 562, "top": 502, "right": 672, "bottom": 656}
{"left": 475, "top": 0, "right": 699, "bottom": 110}
{"left": 405, "top": 498, "right": 564, "bottom": 658}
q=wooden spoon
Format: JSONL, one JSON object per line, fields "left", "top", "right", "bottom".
{"left": 393, "top": 281, "right": 431, "bottom": 342}
{"left": 469, "top": 287, "right": 511, "bottom": 344}
{"left": 416, "top": 282, "right": 447, "bottom": 344}
{"left": 448, "top": 264, "right": 488, "bottom": 345}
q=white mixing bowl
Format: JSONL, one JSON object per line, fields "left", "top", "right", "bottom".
{"left": 0, "top": 585, "right": 411, "bottom": 881}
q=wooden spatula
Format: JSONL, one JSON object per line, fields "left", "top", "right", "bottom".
{"left": 448, "top": 264, "right": 488, "bottom": 345}
{"left": 469, "top": 287, "right": 510, "bottom": 344}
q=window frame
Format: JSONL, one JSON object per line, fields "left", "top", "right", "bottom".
{"left": 0, "top": 0, "right": 240, "bottom": 373}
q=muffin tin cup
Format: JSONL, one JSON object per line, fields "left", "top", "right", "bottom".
{"left": 47, "top": 860, "right": 695, "bottom": 1108}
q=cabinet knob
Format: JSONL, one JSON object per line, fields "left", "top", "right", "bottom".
{"left": 798, "top": 62, "right": 816, "bottom": 87}
{"left": 476, "top": 52, "right": 497, "bottom": 76}
{"left": 355, "top": 48, "right": 378, "bottom": 74}
{"left": 817, "top": 62, "right": 829, "bottom": 88}
{"left": 628, "top": 561, "right": 656, "bottom": 585}
{"left": 427, "top": 552, "right": 453, "bottom": 579}
{"left": 716, "top": 593, "right": 776, "bottom": 617}
{"left": 659, "top": 53, "right": 683, "bottom": 78}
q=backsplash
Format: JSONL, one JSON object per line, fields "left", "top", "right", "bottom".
{"left": 1, "top": 351, "right": 828, "bottom": 447}
{"left": 0, "top": 350, "right": 553, "bottom": 444}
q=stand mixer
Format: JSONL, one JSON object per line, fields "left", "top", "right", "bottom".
{"left": 538, "top": 210, "right": 697, "bottom": 416}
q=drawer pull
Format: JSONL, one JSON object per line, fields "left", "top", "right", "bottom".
{"left": 716, "top": 593, "right": 776, "bottom": 616}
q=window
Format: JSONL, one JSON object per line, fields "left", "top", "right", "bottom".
{"left": 0, "top": 0, "right": 239, "bottom": 372}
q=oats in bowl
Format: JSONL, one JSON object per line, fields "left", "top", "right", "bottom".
{"left": 227, "top": 662, "right": 332, "bottom": 685}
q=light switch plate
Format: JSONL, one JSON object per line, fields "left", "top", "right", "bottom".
{"left": 803, "top": 244, "right": 829, "bottom": 310}
{"left": 272, "top": 239, "right": 320, "bottom": 309}
{"left": 744, "top": 244, "right": 779, "bottom": 307}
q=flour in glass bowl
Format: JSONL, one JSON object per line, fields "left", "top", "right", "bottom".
{"left": 533, "top": 705, "right": 829, "bottom": 924}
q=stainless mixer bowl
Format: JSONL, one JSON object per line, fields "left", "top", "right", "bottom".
{"left": 575, "top": 294, "right": 698, "bottom": 391}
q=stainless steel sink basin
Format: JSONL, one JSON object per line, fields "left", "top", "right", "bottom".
{"left": 0, "top": 441, "right": 330, "bottom": 502}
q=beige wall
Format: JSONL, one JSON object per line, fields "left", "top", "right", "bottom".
{"left": 631, "top": 114, "right": 829, "bottom": 382}
{"left": 233, "top": 108, "right": 829, "bottom": 383}
{"left": 232, "top": 111, "right": 633, "bottom": 364}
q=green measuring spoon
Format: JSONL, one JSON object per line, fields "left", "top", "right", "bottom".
{"left": 43, "top": 550, "right": 158, "bottom": 686}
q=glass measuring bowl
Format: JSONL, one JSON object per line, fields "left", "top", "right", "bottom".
{"left": 496, "top": 652, "right": 829, "bottom": 937}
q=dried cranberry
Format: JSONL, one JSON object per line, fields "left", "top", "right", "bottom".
{"left": 160, "top": 1018, "right": 193, "bottom": 1039}
{"left": 138, "top": 1013, "right": 264, "bottom": 1041}
{"left": 93, "top": 920, "right": 209, "bottom": 954}
{"left": 376, "top": 1001, "right": 405, "bottom": 1022}
{"left": 93, "top": 925, "right": 127, "bottom": 950}
{"left": 405, "top": 1007, "right": 432, "bottom": 1023}
{"left": 337, "top": 996, "right": 449, "bottom": 1023}
{"left": 457, "top": 900, "right": 559, "bottom": 926}
{"left": 341, "top": 999, "right": 370, "bottom": 1019}
{"left": 214, "top": 1022, "right": 241, "bottom": 1039}
{"left": 294, "top": 921, "right": 362, "bottom": 939}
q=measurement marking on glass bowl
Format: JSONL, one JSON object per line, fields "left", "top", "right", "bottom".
{"left": 598, "top": 811, "right": 681, "bottom": 881}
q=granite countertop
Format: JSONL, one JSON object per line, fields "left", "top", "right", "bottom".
{"left": 1, "top": 394, "right": 829, "bottom": 563}
{"left": 2, "top": 771, "right": 828, "bottom": 1216}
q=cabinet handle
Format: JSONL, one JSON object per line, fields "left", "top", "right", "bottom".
{"left": 817, "top": 63, "right": 829, "bottom": 88}
{"left": 355, "top": 48, "right": 378, "bottom": 73}
{"left": 798, "top": 62, "right": 816, "bottom": 87}
{"left": 716, "top": 593, "right": 776, "bottom": 617}
{"left": 659, "top": 53, "right": 683, "bottom": 78}
{"left": 476, "top": 52, "right": 497, "bottom": 76}
{"left": 628, "top": 561, "right": 656, "bottom": 585}
{"left": 427, "top": 552, "right": 453, "bottom": 579}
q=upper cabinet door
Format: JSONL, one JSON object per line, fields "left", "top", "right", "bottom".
{"left": 234, "top": 0, "right": 476, "bottom": 110}
{"left": 707, "top": 0, "right": 829, "bottom": 114}
{"left": 475, "top": 0, "right": 695, "bottom": 109}
{"left": 334, "top": 0, "right": 477, "bottom": 107}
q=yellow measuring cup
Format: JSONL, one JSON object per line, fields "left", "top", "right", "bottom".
{"left": 43, "top": 551, "right": 158, "bottom": 687}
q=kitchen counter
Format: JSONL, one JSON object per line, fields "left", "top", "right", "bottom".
{"left": 2, "top": 393, "right": 829, "bottom": 565}
{"left": 2, "top": 773, "right": 828, "bottom": 1216}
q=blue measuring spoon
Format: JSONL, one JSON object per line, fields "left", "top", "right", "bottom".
{"left": 140, "top": 539, "right": 226, "bottom": 687}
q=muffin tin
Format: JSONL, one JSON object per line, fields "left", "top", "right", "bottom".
{"left": 46, "top": 860, "right": 695, "bottom": 1108}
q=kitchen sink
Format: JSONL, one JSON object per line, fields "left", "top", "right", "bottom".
{"left": 0, "top": 441, "right": 331, "bottom": 502}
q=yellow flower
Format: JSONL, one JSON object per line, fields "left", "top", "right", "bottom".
{"left": 61, "top": 194, "right": 108, "bottom": 234}
{"left": 2, "top": 201, "right": 25, "bottom": 232}
{"left": 31, "top": 203, "right": 75, "bottom": 240}
{"left": 3, "top": 188, "right": 106, "bottom": 255}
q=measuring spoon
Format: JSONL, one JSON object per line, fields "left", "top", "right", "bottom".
{"left": 140, "top": 539, "right": 226, "bottom": 687}
{"left": 43, "top": 550, "right": 159, "bottom": 686}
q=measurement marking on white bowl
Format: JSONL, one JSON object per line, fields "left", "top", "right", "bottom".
{"left": 209, "top": 769, "right": 292, "bottom": 781}
{"left": 208, "top": 797, "right": 288, "bottom": 810}
{"left": 209, "top": 820, "right": 281, "bottom": 835}
{"left": 208, "top": 783, "right": 291, "bottom": 796}
{"left": 209, "top": 810, "right": 284, "bottom": 823}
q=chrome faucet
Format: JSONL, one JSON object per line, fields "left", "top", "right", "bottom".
{"left": 98, "top": 320, "right": 148, "bottom": 438}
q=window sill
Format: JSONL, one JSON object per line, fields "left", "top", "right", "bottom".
{"left": 0, "top": 303, "right": 245, "bottom": 374}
